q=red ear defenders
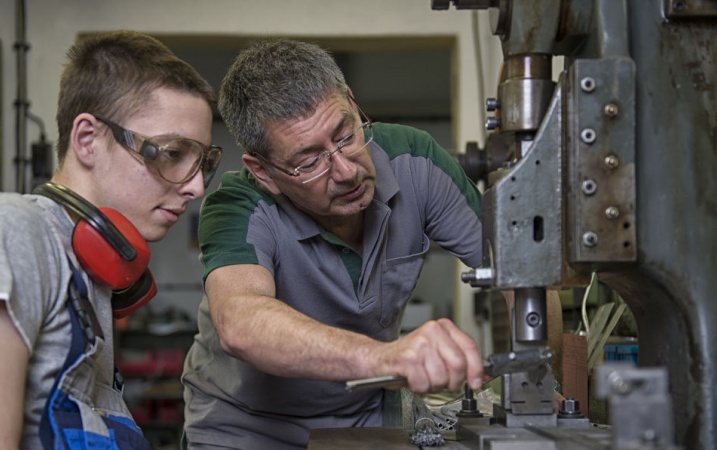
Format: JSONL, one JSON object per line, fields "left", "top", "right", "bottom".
{"left": 33, "top": 182, "right": 156, "bottom": 319}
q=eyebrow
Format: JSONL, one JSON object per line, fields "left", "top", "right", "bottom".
{"left": 287, "top": 110, "right": 354, "bottom": 163}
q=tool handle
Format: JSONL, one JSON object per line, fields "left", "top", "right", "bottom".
{"left": 344, "top": 346, "right": 552, "bottom": 392}
{"left": 345, "top": 375, "right": 407, "bottom": 392}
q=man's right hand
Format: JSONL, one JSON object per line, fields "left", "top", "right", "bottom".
{"left": 373, "top": 318, "right": 485, "bottom": 394}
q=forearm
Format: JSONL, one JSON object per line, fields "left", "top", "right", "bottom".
{"left": 205, "top": 265, "right": 485, "bottom": 393}
{"left": 212, "top": 293, "right": 381, "bottom": 380}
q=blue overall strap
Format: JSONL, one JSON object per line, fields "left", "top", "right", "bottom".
{"left": 39, "top": 262, "right": 152, "bottom": 450}
{"left": 39, "top": 261, "right": 92, "bottom": 449}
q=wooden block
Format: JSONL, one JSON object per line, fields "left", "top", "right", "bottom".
{"left": 561, "top": 334, "right": 589, "bottom": 416}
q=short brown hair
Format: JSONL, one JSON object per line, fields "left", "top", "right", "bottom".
{"left": 55, "top": 30, "right": 215, "bottom": 163}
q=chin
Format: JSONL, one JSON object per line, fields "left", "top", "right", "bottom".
{"left": 143, "top": 228, "right": 168, "bottom": 243}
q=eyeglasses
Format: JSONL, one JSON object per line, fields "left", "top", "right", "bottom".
{"left": 94, "top": 115, "right": 223, "bottom": 188}
{"left": 252, "top": 100, "right": 374, "bottom": 184}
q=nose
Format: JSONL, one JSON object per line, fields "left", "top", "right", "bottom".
{"left": 328, "top": 150, "right": 358, "bottom": 182}
{"left": 180, "top": 169, "right": 206, "bottom": 199}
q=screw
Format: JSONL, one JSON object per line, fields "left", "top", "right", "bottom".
{"left": 604, "top": 154, "right": 620, "bottom": 169}
{"left": 605, "top": 206, "right": 620, "bottom": 219}
{"left": 582, "top": 232, "right": 598, "bottom": 248}
{"left": 580, "top": 128, "right": 597, "bottom": 144}
{"left": 580, "top": 77, "right": 596, "bottom": 93}
{"left": 486, "top": 117, "right": 501, "bottom": 131}
{"left": 486, "top": 98, "right": 500, "bottom": 112}
{"left": 526, "top": 312, "right": 541, "bottom": 327}
{"left": 603, "top": 103, "right": 619, "bottom": 118}
{"left": 581, "top": 179, "right": 598, "bottom": 196}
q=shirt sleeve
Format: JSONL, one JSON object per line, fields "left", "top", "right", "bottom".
{"left": 198, "top": 171, "right": 278, "bottom": 281}
{"left": 0, "top": 196, "right": 67, "bottom": 350}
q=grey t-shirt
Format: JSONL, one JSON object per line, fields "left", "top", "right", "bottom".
{"left": 183, "top": 123, "right": 483, "bottom": 449}
{"left": 0, "top": 193, "right": 117, "bottom": 448}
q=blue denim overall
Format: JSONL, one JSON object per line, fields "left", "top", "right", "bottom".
{"left": 39, "top": 262, "right": 151, "bottom": 449}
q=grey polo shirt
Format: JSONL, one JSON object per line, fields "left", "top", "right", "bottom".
{"left": 182, "top": 122, "right": 483, "bottom": 449}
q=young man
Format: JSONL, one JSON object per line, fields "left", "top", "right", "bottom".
{"left": 0, "top": 31, "right": 221, "bottom": 449}
{"left": 182, "top": 39, "right": 484, "bottom": 449}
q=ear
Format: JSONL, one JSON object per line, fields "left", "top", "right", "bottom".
{"left": 70, "top": 113, "right": 103, "bottom": 167}
{"left": 242, "top": 154, "right": 282, "bottom": 195}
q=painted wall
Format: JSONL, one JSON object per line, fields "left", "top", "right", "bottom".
{"left": 0, "top": 0, "right": 504, "bottom": 347}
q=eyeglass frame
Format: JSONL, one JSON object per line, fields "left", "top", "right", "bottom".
{"left": 94, "top": 115, "right": 223, "bottom": 188}
{"left": 250, "top": 95, "right": 373, "bottom": 184}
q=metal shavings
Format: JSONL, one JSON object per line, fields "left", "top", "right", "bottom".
{"left": 410, "top": 427, "right": 446, "bottom": 447}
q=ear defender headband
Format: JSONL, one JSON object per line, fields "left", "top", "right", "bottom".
{"left": 33, "top": 181, "right": 156, "bottom": 318}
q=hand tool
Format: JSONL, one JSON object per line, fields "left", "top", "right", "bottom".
{"left": 345, "top": 346, "right": 553, "bottom": 392}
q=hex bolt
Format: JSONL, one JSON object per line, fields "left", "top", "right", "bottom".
{"left": 604, "top": 154, "right": 620, "bottom": 169}
{"left": 582, "top": 231, "right": 598, "bottom": 248}
{"left": 581, "top": 179, "right": 598, "bottom": 196}
{"left": 458, "top": 383, "right": 483, "bottom": 417}
{"left": 605, "top": 206, "right": 620, "bottom": 219}
{"left": 580, "top": 77, "right": 596, "bottom": 93}
{"left": 559, "top": 398, "right": 584, "bottom": 418}
{"left": 603, "top": 103, "right": 619, "bottom": 118}
{"left": 486, "top": 117, "right": 501, "bottom": 131}
{"left": 486, "top": 98, "right": 500, "bottom": 112}
{"left": 562, "top": 398, "right": 579, "bottom": 414}
{"left": 580, "top": 128, "right": 597, "bottom": 144}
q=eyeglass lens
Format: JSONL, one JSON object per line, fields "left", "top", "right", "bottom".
{"left": 97, "top": 116, "right": 222, "bottom": 187}
{"left": 142, "top": 136, "right": 220, "bottom": 186}
{"left": 296, "top": 122, "right": 373, "bottom": 184}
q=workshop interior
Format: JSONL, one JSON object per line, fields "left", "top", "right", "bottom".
{"left": 2, "top": 0, "right": 716, "bottom": 449}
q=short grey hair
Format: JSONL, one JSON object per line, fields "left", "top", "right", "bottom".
{"left": 218, "top": 38, "right": 347, "bottom": 158}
